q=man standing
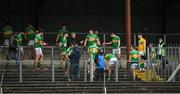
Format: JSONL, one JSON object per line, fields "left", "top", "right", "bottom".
{"left": 157, "top": 38, "right": 166, "bottom": 70}
{"left": 95, "top": 48, "right": 105, "bottom": 81}
{"left": 25, "top": 24, "right": 35, "bottom": 59}
{"left": 6, "top": 34, "right": 19, "bottom": 69}
{"left": 56, "top": 25, "right": 69, "bottom": 60}
{"left": 137, "top": 34, "right": 146, "bottom": 71}
{"left": 3, "top": 24, "right": 13, "bottom": 60}
{"left": 16, "top": 32, "right": 25, "bottom": 61}
{"left": 3, "top": 24, "right": 13, "bottom": 46}
{"left": 103, "top": 32, "right": 121, "bottom": 61}
{"left": 33, "top": 30, "right": 48, "bottom": 71}
{"left": 68, "top": 44, "right": 81, "bottom": 81}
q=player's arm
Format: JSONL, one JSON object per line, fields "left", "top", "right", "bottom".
{"left": 97, "top": 38, "right": 101, "bottom": 46}
{"left": 65, "top": 54, "right": 70, "bottom": 61}
{"left": 103, "top": 41, "right": 112, "bottom": 45}
{"left": 143, "top": 39, "right": 146, "bottom": 51}
{"left": 24, "top": 32, "right": 27, "bottom": 40}
{"left": 56, "top": 34, "right": 60, "bottom": 43}
{"left": 84, "top": 38, "right": 87, "bottom": 47}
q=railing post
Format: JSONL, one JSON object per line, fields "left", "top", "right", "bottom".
{"left": 51, "top": 47, "right": 55, "bottom": 82}
{"left": 133, "top": 34, "right": 136, "bottom": 46}
{"left": 84, "top": 49, "right": 87, "bottom": 82}
{"left": 146, "top": 47, "right": 150, "bottom": 81}
{"left": 115, "top": 61, "right": 118, "bottom": 82}
{"left": 90, "top": 54, "right": 94, "bottom": 82}
{"left": 163, "top": 34, "right": 166, "bottom": 43}
{"left": 19, "top": 47, "right": 22, "bottom": 83}
{"left": 103, "top": 34, "right": 106, "bottom": 53}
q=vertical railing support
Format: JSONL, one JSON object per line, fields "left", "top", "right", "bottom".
{"left": 51, "top": 47, "right": 55, "bottom": 82}
{"left": 115, "top": 62, "right": 119, "bottom": 82}
{"left": 19, "top": 47, "right": 22, "bottom": 83}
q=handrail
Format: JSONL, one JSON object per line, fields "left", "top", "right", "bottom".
{"left": 0, "top": 73, "right": 4, "bottom": 88}
{"left": 0, "top": 73, "right": 4, "bottom": 94}
{"left": 1, "top": 32, "right": 180, "bottom": 35}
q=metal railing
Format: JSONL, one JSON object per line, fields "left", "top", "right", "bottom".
{"left": 1, "top": 32, "right": 180, "bottom": 46}
{"left": 0, "top": 73, "right": 4, "bottom": 94}
{"left": 0, "top": 46, "right": 180, "bottom": 83}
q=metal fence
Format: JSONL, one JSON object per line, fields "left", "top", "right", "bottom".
{"left": 0, "top": 45, "right": 180, "bottom": 83}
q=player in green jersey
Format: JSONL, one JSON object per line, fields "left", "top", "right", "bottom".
{"left": 34, "top": 30, "right": 48, "bottom": 71}
{"left": 56, "top": 25, "right": 69, "bottom": 61}
{"left": 105, "top": 53, "right": 117, "bottom": 81}
{"left": 84, "top": 30, "right": 100, "bottom": 48}
{"left": 3, "top": 24, "right": 13, "bottom": 46}
{"left": 129, "top": 46, "right": 140, "bottom": 80}
{"left": 103, "top": 32, "right": 121, "bottom": 61}
{"left": 16, "top": 32, "right": 25, "bottom": 61}
{"left": 24, "top": 24, "right": 35, "bottom": 59}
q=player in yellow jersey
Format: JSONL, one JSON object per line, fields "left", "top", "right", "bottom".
{"left": 138, "top": 34, "right": 146, "bottom": 71}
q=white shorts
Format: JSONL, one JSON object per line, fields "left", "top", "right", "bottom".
{"left": 131, "top": 63, "right": 139, "bottom": 69}
{"left": 109, "top": 58, "right": 118, "bottom": 66}
{"left": 112, "top": 48, "right": 121, "bottom": 55}
{"left": 35, "top": 47, "right": 43, "bottom": 55}
{"left": 28, "top": 40, "right": 34, "bottom": 46}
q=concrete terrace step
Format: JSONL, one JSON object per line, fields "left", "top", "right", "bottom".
{"left": 3, "top": 82, "right": 180, "bottom": 93}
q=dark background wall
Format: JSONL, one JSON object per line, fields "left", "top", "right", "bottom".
{"left": 0, "top": 0, "right": 179, "bottom": 34}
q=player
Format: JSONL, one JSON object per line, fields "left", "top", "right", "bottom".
{"left": 33, "top": 30, "right": 48, "bottom": 71}
{"left": 84, "top": 30, "right": 100, "bottom": 48}
{"left": 103, "top": 32, "right": 121, "bottom": 61}
{"left": 16, "top": 32, "right": 25, "bottom": 61}
{"left": 137, "top": 34, "right": 146, "bottom": 72}
{"left": 24, "top": 24, "right": 35, "bottom": 59}
{"left": 129, "top": 46, "right": 140, "bottom": 80}
{"left": 105, "top": 53, "right": 118, "bottom": 81}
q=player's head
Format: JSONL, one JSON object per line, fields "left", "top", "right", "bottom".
{"left": 63, "top": 32, "right": 69, "bottom": 37}
{"left": 98, "top": 48, "right": 104, "bottom": 55}
{"left": 62, "top": 24, "right": 67, "bottom": 29}
{"left": 94, "top": 30, "right": 99, "bottom": 34}
{"left": 36, "top": 30, "right": 42, "bottom": 35}
{"left": 159, "top": 38, "right": 163, "bottom": 43}
{"left": 89, "top": 30, "right": 94, "bottom": 34}
{"left": 110, "top": 32, "right": 115, "bottom": 37}
{"left": 20, "top": 32, "right": 24, "bottom": 35}
{"left": 71, "top": 32, "right": 76, "bottom": 38}
{"left": 138, "top": 34, "right": 143, "bottom": 39}
{"left": 149, "top": 43, "right": 154, "bottom": 48}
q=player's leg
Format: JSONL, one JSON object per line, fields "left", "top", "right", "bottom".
{"left": 34, "top": 48, "right": 40, "bottom": 71}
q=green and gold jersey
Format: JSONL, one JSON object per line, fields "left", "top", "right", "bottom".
{"left": 86, "top": 34, "right": 98, "bottom": 47}
{"left": 105, "top": 54, "right": 116, "bottom": 60}
{"left": 3, "top": 25, "right": 13, "bottom": 38}
{"left": 130, "top": 50, "right": 139, "bottom": 63}
{"left": 112, "top": 35, "right": 120, "bottom": 48}
{"left": 25, "top": 25, "right": 35, "bottom": 40}
{"left": 16, "top": 33, "right": 23, "bottom": 46}
{"left": 34, "top": 34, "right": 42, "bottom": 48}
